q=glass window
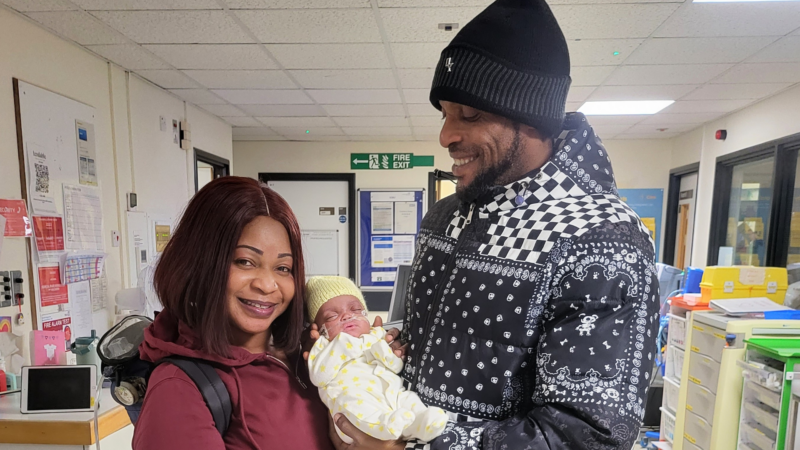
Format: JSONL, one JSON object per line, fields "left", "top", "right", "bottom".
{"left": 725, "top": 158, "right": 774, "bottom": 266}
{"left": 788, "top": 157, "right": 800, "bottom": 266}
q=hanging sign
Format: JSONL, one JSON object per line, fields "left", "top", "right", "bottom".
{"left": 351, "top": 153, "right": 434, "bottom": 170}
{"left": 0, "top": 199, "right": 32, "bottom": 237}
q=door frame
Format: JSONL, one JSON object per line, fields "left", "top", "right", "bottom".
{"left": 194, "top": 148, "right": 229, "bottom": 192}
{"left": 258, "top": 173, "right": 357, "bottom": 279}
{"left": 662, "top": 163, "right": 699, "bottom": 267}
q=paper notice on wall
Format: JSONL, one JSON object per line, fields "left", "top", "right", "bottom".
{"left": 68, "top": 281, "right": 93, "bottom": 340}
{"left": 60, "top": 252, "right": 105, "bottom": 284}
{"left": 63, "top": 184, "right": 104, "bottom": 252}
{"left": 394, "top": 202, "right": 418, "bottom": 234}
{"left": 39, "top": 265, "right": 69, "bottom": 308}
{"left": 75, "top": 121, "right": 98, "bottom": 186}
{"left": 371, "top": 235, "right": 415, "bottom": 268}
{"left": 371, "top": 202, "right": 394, "bottom": 234}
{"left": 90, "top": 274, "right": 107, "bottom": 312}
{"left": 0, "top": 199, "right": 32, "bottom": 237}
{"left": 0, "top": 216, "right": 4, "bottom": 259}
{"left": 32, "top": 216, "right": 65, "bottom": 263}
{"left": 25, "top": 142, "right": 58, "bottom": 214}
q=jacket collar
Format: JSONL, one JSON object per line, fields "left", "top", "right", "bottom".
{"left": 474, "top": 112, "right": 619, "bottom": 218}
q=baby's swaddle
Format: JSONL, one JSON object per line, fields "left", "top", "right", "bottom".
{"left": 308, "top": 327, "right": 447, "bottom": 443}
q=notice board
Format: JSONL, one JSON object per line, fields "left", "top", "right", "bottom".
{"left": 618, "top": 188, "right": 664, "bottom": 261}
{"left": 357, "top": 189, "right": 425, "bottom": 289}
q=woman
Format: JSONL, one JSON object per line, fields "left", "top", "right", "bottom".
{"left": 133, "top": 177, "right": 333, "bottom": 450}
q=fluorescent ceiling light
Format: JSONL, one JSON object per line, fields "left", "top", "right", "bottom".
{"left": 578, "top": 100, "right": 674, "bottom": 115}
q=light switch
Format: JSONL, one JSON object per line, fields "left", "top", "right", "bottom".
{"left": 111, "top": 230, "right": 121, "bottom": 247}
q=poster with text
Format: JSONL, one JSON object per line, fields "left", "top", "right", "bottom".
{"left": 39, "top": 265, "right": 69, "bottom": 307}
{"left": 618, "top": 189, "right": 664, "bottom": 261}
{"left": 0, "top": 199, "right": 32, "bottom": 237}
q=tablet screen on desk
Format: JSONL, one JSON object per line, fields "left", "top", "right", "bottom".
{"left": 21, "top": 366, "right": 95, "bottom": 413}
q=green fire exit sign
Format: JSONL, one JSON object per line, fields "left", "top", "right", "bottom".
{"left": 351, "top": 153, "right": 434, "bottom": 170}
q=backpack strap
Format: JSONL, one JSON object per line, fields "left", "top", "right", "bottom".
{"left": 160, "top": 357, "right": 232, "bottom": 436}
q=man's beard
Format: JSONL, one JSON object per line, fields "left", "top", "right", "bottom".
{"left": 455, "top": 128, "right": 523, "bottom": 203}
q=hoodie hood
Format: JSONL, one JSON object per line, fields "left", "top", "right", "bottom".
{"left": 139, "top": 309, "right": 269, "bottom": 368}
{"left": 474, "top": 112, "right": 618, "bottom": 217}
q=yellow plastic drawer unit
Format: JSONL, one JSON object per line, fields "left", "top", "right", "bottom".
{"left": 683, "top": 439, "right": 703, "bottom": 450}
{"left": 685, "top": 381, "right": 716, "bottom": 425}
{"left": 700, "top": 266, "right": 788, "bottom": 304}
{"left": 684, "top": 410, "right": 712, "bottom": 450}
{"left": 688, "top": 353, "right": 721, "bottom": 394}
{"left": 663, "top": 376, "right": 680, "bottom": 415}
{"left": 690, "top": 322, "right": 727, "bottom": 363}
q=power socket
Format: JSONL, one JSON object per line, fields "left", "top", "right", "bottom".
{"left": 0, "top": 271, "right": 11, "bottom": 308}
{"left": 11, "top": 271, "right": 23, "bottom": 307}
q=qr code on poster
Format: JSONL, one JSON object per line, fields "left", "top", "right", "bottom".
{"left": 34, "top": 163, "right": 49, "bottom": 193}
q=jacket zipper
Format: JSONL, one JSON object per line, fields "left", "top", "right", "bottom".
{"left": 411, "top": 203, "right": 475, "bottom": 391}
{"left": 266, "top": 354, "right": 308, "bottom": 389}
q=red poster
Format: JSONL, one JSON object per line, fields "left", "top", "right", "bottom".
{"left": 38, "top": 266, "right": 69, "bottom": 307}
{"left": 0, "top": 199, "right": 31, "bottom": 237}
{"left": 33, "top": 216, "right": 64, "bottom": 251}
{"left": 42, "top": 317, "right": 72, "bottom": 342}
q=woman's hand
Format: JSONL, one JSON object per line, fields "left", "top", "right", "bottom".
{"left": 302, "top": 323, "right": 321, "bottom": 361}
{"left": 372, "top": 316, "right": 409, "bottom": 359}
{"left": 329, "top": 414, "right": 406, "bottom": 450}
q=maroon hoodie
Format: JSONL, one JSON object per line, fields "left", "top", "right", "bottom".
{"left": 133, "top": 310, "right": 334, "bottom": 450}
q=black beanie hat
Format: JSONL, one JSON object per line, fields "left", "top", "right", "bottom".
{"left": 429, "top": 0, "right": 571, "bottom": 138}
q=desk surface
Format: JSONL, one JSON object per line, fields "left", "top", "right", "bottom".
{"left": 0, "top": 388, "right": 131, "bottom": 445}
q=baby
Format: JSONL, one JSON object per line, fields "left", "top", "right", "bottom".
{"left": 306, "top": 276, "right": 447, "bottom": 443}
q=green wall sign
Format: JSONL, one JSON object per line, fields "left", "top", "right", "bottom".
{"left": 351, "top": 153, "right": 434, "bottom": 170}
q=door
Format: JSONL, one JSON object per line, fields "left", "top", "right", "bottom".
{"left": 194, "top": 149, "right": 229, "bottom": 192}
{"left": 674, "top": 173, "right": 698, "bottom": 269}
{"left": 264, "top": 177, "right": 353, "bottom": 278}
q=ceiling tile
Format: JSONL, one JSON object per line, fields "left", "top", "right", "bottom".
{"left": 289, "top": 70, "right": 396, "bottom": 89}
{"left": 136, "top": 70, "right": 199, "bottom": 89}
{"left": 639, "top": 113, "right": 721, "bottom": 125}
{"left": 380, "top": 7, "right": 483, "bottom": 43}
{"left": 198, "top": 104, "right": 247, "bottom": 117}
{"left": 324, "top": 104, "right": 406, "bottom": 116}
{"left": 183, "top": 70, "right": 295, "bottom": 89}
{"left": 144, "top": 44, "right": 276, "bottom": 70}
{"left": 333, "top": 116, "right": 410, "bottom": 127}
{"left": 625, "top": 37, "right": 774, "bottom": 65}
{"left": 308, "top": 89, "right": 401, "bottom": 104}
{"left": 350, "top": 135, "right": 415, "bottom": 141}
{"left": 26, "top": 11, "right": 128, "bottom": 45}
{"left": 683, "top": 83, "right": 791, "bottom": 101}
{"left": 410, "top": 116, "right": 443, "bottom": 127}
{"left": 568, "top": 39, "right": 643, "bottom": 67}
{"left": 614, "top": 132, "right": 679, "bottom": 140}
{"left": 571, "top": 66, "right": 616, "bottom": 87}
{"left": 750, "top": 37, "right": 800, "bottom": 63}
{"left": 90, "top": 11, "right": 251, "bottom": 44}
{"left": 234, "top": 135, "right": 287, "bottom": 141}
{"left": 566, "top": 102, "right": 583, "bottom": 112}
{"left": 392, "top": 43, "right": 447, "bottom": 68}
{"left": 398, "top": 69, "right": 435, "bottom": 89}
{"left": 585, "top": 115, "right": 649, "bottom": 126}
{"left": 403, "top": 89, "right": 430, "bottom": 104}
{"left": 407, "top": 103, "right": 440, "bottom": 116}
{"left": 413, "top": 126, "right": 443, "bottom": 136}
{"left": 73, "top": 0, "right": 220, "bottom": 9}
{"left": 661, "top": 99, "right": 753, "bottom": 114}
{"left": 625, "top": 123, "right": 698, "bottom": 135}
{"left": 605, "top": 64, "right": 733, "bottom": 85}
{"left": 0, "top": 0, "right": 76, "bottom": 12}
{"left": 222, "top": 116, "right": 262, "bottom": 127}
{"left": 587, "top": 85, "right": 698, "bottom": 101}
{"left": 86, "top": 44, "right": 169, "bottom": 69}
{"left": 592, "top": 125, "right": 634, "bottom": 137}
{"left": 552, "top": 4, "right": 680, "bottom": 39}
{"left": 655, "top": 3, "right": 800, "bottom": 37}
{"left": 268, "top": 44, "right": 390, "bottom": 69}
{"left": 226, "top": 0, "right": 370, "bottom": 7}
{"left": 239, "top": 104, "right": 327, "bottom": 116}
{"left": 713, "top": 63, "right": 800, "bottom": 84}
{"left": 169, "top": 89, "right": 227, "bottom": 104}
{"left": 378, "top": 0, "right": 490, "bottom": 6}
{"left": 567, "top": 86, "right": 596, "bottom": 103}
{"left": 213, "top": 89, "right": 313, "bottom": 104}
{"left": 235, "top": 9, "right": 380, "bottom": 44}
{"left": 232, "top": 127, "right": 278, "bottom": 137}
{"left": 257, "top": 116, "right": 336, "bottom": 127}
{"left": 275, "top": 127, "right": 345, "bottom": 136}
{"left": 343, "top": 127, "right": 412, "bottom": 136}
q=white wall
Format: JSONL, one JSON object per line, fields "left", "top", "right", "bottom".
{"left": 0, "top": 8, "right": 232, "bottom": 344}
{"left": 674, "top": 84, "right": 800, "bottom": 267}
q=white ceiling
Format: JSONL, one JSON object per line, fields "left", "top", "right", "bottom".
{"left": 4, "top": 0, "right": 800, "bottom": 141}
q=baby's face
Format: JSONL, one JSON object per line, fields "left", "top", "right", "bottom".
{"left": 314, "top": 295, "right": 371, "bottom": 339}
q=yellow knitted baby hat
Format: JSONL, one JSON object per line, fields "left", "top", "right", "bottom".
{"left": 306, "top": 276, "right": 368, "bottom": 321}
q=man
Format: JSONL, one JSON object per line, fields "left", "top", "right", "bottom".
{"left": 330, "top": 0, "right": 659, "bottom": 448}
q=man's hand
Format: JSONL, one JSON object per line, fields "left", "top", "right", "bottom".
{"left": 373, "top": 316, "right": 408, "bottom": 359}
{"left": 329, "top": 414, "right": 405, "bottom": 450}
{"left": 302, "top": 323, "right": 321, "bottom": 361}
